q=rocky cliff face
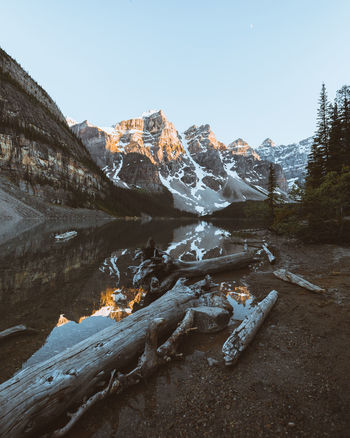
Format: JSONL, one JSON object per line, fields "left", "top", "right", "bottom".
{"left": 227, "top": 138, "right": 261, "bottom": 160}
{"left": 71, "top": 110, "right": 185, "bottom": 193}
{"left": 71, "top": 111, "right": 288, "bottom": 214}
{"left": 256, "top": 137, "right": 313, "bottom": 187}
{"left": 0, "top": 47, "right": 107, "bottom": 207}
{"left": 0, "top": 49, "right": 65, "bottom": 124}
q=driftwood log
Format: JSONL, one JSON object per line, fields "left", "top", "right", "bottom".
{"left": 222, "top": 290, "right": 278, "bottom": 366}
{"left": 0, "top": 325, "right": 37, "bottom": 342}
{"left": 262, "top": 243, "right": 276, "bottom": 264}
{"left": 229, "top": 240, "right": 264, "bottom": 247}
{"left": 51, "top": 369, "right": 119, "bottom": 438}
{"left": 134, "top": 250, "right": 257, "bottom": 296}
{"left": 273, "top": 269, "right": 325, "bottom": 293}
{"left": 0, "top": 277, "right": 227, "bottom": 438}
{"left": 52, "top": 311, "right": 196, "bottom": 437}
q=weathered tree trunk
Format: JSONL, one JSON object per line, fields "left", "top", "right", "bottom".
{"left": 222, "top": 290, "right": 278, "bottom": 366}
{"left": 273, "top": 269, "right": 325, "bottom": 292}
{"left": 173, "top": 251, "right": 256, "bottom": 275}
{"left": 262, "top": 243, "right": 276, "bottom": 264}
{"left": 134, "top": 251, "right": 257, "bottom": 295}
{"left": 51, "top": 370, "right": 119, "bottom": 438}
{"left": 0, "top": 278, "right": 223, "bottom": 438}
{"left": 52, "top": 311, "right": 197, "bottom": 437}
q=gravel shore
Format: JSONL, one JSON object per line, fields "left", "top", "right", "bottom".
{"left": 66, "top": 231, "right": 350, "bottom": 438}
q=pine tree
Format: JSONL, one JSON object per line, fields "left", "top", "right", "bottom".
{"left": 317, "top": 83, "right": 331, "bottom": 163}
{"left": 336, "top": 85, "right": 350, "bottom": 167}
{"left": 327, "top": 103, "right": 342, "bottom": 172}
{"left": 306, "top": 142, "right": 323, "bottom": 188}
{"left": 267, "top": 163, "right": 276, "bottom": 220}
{"left": 306, "top": 83, "right": 330, "bottom": 188}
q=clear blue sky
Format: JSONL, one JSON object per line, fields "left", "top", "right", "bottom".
{"left": 1, "top": 0, "right": 349, "bottom": 146}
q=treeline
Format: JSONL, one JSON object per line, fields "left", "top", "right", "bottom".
{"left": 306, "top": 83, "right": 350, "bottom": 186}
{"left": 274, "top": 83, "right": 350, "bottom": 242}
{"left": 96, "top": 185, "right": 194, "bottom": 218}
{"left": 209, "top": 84, "right": 350, "bottom": 242}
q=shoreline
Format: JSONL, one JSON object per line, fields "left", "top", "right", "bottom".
{"left": 61, "top": 230, "right": 350, "bottom": 438}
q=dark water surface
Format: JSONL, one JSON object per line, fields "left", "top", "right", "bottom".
{"left": 0, "top": 218, "right": 259, "bottom": 431}
{"left": 0, "top": 219, "right": 258, "bottom": 380}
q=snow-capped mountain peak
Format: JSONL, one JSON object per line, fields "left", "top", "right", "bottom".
{"left": 66, "top": 117, "right": 78, "bottom": 127}
{"left": 227, "top": 138, "right": 261, "bottom": 160}
{"left": 260, "top": 138, "right": 276, "bottom": 148}
{"left": 228, "top": 138, "right": 249, "bottom": 148}
{"left": 140, "top": 109, "right": 160, "bottom": 118}
{"left": 256, "top": 136, "right": 314, "bottom": 188}
{"left": 68, "top": 111, "right": 288, "bottom": 215}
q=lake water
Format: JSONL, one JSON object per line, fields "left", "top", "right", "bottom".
{"left": 0, "top": 219, "right": 258, "bottom": 383}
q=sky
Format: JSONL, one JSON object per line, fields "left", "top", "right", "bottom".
{"left": 1, "top": 0, "right": 349, "bottom": 146}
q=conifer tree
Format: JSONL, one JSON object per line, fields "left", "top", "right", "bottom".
{"left": 306, "top": 143, "right": 323, "bottom": 188}
{"left": 267, "top": 163, "right": 277, "bottom": 220}
{"left": 317, "top": 83, "right": 331, "bottom": 162}
{"left": 327, "top": 103, "right": 342, "bottom": 172}
{"left": 306, "top": 83, "right": 330, "bottom": 188}
{"left": 296, "top": 84, "right": 350, "bottom": 241}
{"left": 336, "top": 85, "right": 350, "bottom": 167}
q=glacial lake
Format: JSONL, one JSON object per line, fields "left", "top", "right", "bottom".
{"left": 0, "top": 218, "right": 263, "bottom": 436}
{"left": 0, "top": 218, "right": 260, "bottom": 380}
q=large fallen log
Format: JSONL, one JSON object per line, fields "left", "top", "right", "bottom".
{"left": 222, "top": 290, "right": 278, "bottom": 366}
{"left": 0, "top": 277, "right": 227, "bottom": 438}
{"left": 53, "top": 312, "right": 196, "bottom": 437}
{"left": 273, "top": 269, "right": 325, "bottom": 293}
{"left": 51, "top": 369, "right": 119, "bottom": 438}
{"left": 134, "top": 251, "right": 257, "bottom": 296}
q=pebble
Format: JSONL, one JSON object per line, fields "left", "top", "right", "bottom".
{"left": 207, "top": 357, "right": 219, "bottom": 367}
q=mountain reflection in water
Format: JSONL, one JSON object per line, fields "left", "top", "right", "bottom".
{"left": 79, "top": 287, "right": 145, "bottom": 322}
{"left": 221, "top": 282, "right": 256, "bottom": 320}
{"left": 22, "top": 287, "right": 146, "bottom": 368}
{"left": 0, "top": 218, "right": 258, "bottom": 381}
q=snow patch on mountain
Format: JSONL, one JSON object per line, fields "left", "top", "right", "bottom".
{"left": 98, "top": 125, "right": 117, "bottom": 135}
{"left": 69, "top": 112, "right": 289, "bottom": 214}
{"left": 102, "top": 157, "right": 130, "bottom": 189}
{"left": 140, "top": 109, "right": 159, "bottom": 118}
{"left": 256, "top": 137, "right": 313, "bottom": 188}
{"left": 66, "top": 117, "right": 78, "bottom": 127}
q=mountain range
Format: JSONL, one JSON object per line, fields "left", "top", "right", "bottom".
{"left": 0, "top": 45, "right": 313, "bottom": 220}
{"left": 0, "top": 48, "right": 188, "bottom": 221}
{"left": 69, "top": 110, "right": 312, "bottom": 214}
{"left": 256, "top": 137, "right": 313, "bottom": 188}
